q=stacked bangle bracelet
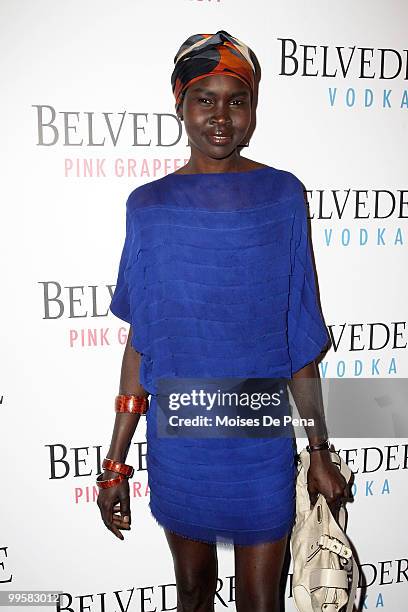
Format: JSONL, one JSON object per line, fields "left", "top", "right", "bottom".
{"left": 96, "top": 472, "right": 127, "bottom": 489}
{"left": 102, "top": 457, "right": 134, "bottom": 478}
{"left": 96, "top": 457, "right": 135, "bottom": 489}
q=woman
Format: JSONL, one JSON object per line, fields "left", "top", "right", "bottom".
{"left": 97, "top": 31, "right": 348, "bottom": 612}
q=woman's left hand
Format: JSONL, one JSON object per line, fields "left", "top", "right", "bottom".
{"left": 307, "top": 450, "right": 350, "bottom": 517}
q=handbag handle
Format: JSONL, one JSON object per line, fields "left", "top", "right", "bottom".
{"left": 298, "top": 448, "right": 352, "bottom": 530}
{"left": 298, "top": 448, "right": 352, "bottom": 485}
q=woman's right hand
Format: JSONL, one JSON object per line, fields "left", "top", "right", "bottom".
{"left": 97, "top": 470, "right": 131, "bottom": 540}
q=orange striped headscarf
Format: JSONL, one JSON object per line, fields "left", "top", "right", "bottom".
{"left": 171, "top": 30, "right": 258, "bottom": 113}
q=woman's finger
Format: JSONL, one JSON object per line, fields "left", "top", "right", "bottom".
{"left": 99, "top": 503, "right": 125, "bottom": 540}
{"left": 113, "top": 504, "right": 131, "bottom": 523}
{"left": 102, "top": 516, "right": 125, "bottom": 540}
{"left": 112, "top": 517, "right": 131, "bottom": 529}
{"left": 118, "top": 492, "right": 131, "bottom": 522}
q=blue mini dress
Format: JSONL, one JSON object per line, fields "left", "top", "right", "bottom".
{"left": 109, "top": 166, "right": 330, "bottom": 546}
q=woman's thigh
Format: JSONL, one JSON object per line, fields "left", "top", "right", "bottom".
{"left": 234, "top": 533, "right": 289, "bottom": 612}
{"left": 164, "top": 528, "right": 219, "bottom": 612}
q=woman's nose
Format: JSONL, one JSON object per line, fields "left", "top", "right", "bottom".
{"left": 210, "top": 112, "right": 232, "bottom": 125}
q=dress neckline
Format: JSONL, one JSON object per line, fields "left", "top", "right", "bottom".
{"left": 167, "top": 166, "right": 273, "bottom": 178}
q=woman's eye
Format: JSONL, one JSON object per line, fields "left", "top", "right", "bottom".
{"left": 196, "top": 97, "right": 246, "bottom": 106}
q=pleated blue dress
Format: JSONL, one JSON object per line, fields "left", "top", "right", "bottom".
{"left": 109, "top": 166, "right": 330, "bottom": 546}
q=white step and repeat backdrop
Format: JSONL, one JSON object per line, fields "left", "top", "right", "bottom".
{"left": 1, "top": 0, "right": 407, "bottom": 610}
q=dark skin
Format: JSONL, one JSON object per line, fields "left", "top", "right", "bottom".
{"left": 98, "top": 74, "right": 348, "bottom": 611}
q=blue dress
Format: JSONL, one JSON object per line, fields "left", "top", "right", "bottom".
{"left": 109, "top": 166, "right": 330, "bottom": 546}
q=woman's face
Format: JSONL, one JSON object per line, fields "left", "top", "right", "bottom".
{"left": 180, "top": 74, "right": 252, "bottom": 161}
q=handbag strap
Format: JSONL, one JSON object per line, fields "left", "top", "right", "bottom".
{"left": 307, "top": 558, "right": 359, "bottom": 612}
{"left": 309, "top": 567, "right": 348, "bottom": 589}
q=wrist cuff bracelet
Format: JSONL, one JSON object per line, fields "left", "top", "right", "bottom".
{"left": 115, "top": 394, "right": 149, "bottom": 414}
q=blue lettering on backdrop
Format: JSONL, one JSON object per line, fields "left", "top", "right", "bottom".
{"left": 382, "top": 479, "right": 390, "bottom": 494}
{"left": 342, "top": 229, "right": 351, "bottom": 245}
{"left": 346, "top": 88, "right": 356, "bottom": 107}
{"left": 328, "top": 87, "right": 337, "bottom": 106}
{"left": 323, "top": 227, "right": 403, "bottom": 246}
{"left": 360, "top": 229, "right": 368, "bottom": 245}
{"left": 333, "top": 359, "right": 398, "bottom": 377}
{"left": 324, "top": 228, "right": 332, "bottom": 245}
{"left": 328, "top": 87, "right": 408, "bottom": 108}
{"left": 337, "top": 361, "right": 346, "bottom": 377}
{"left": 383, "top": 90, "right": 392, "bottom": 107}
{"left": 319, "top": 362, "right": 328, "bottom": 378}
{"left": 372, "top": 359, "right": 380, "bottom": 375}
{"left": 318, "top": 358, "right": 397, "bottom": 377}
{"left": 351, "top": 479, "right": 391, "bottom": 498}
{"left": 365, "top": 89, "right": 374, "bottom": 107}
{"left": 355, "top": 361, "right": 363, "bottom": 376}
{"left": 395, "top": 228, "right": 403, "bottom": 244}
{"left": 376, "top": 592, "right": 384, "bottom": 607}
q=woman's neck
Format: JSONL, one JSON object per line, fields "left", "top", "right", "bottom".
{"left": 176, "top": 153, "right": 256, "bottom": 175}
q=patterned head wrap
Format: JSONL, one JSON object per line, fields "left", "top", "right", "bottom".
{"left": 171, "top": 30, "right": 258, "bottom": 114}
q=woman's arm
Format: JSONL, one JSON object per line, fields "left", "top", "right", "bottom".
{"left": 288, "top": 359, "right": 328, "bottom": 447}
{"left": 104, "top": 326, "right": 149, "bottom": 465}
{"left": 97, "top": 326, "right": 149, "bottom": 540}
{"left": 288, "top": 360, "right": 349, "bottom": 512}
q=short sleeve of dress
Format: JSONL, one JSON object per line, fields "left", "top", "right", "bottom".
{"left": 109, "top": 198, "right": 137, "bottom": 324}
{"left": 287, "top": 179, "right": 330, "bottom": 375}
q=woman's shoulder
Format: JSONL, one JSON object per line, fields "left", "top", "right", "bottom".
{"left": 246, "top": 161, "right": 305, "bottom": 206}
{"left": 240, "top": 157, "right": 304, "bottom": 190}
{"left": 125, "top": 174, "right": 171, "bottom": 212}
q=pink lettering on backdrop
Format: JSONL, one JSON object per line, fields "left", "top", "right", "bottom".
{"left": 64, "top": 157, "right": 190, "bottom": 178}
{"left": 74, "top": 480, "right": 149, "bottom": 503}
{"left": 69, "top": 327, "right": 129, "bottom": 348}
{"left": 68, "top": 327, "right": 131, "bottom": 347}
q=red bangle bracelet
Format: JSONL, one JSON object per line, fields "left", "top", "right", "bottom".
{"left": 115, "top": 394, "right": 149, "bottom": 414}
{"left": 96, "top": 473, "right": 127, "bottom": 489}
{"left": 102, "top": 457, "right": 134, "bottom": 478}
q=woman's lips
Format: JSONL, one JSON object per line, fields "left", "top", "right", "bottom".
{"left": 207, "top": 133, "right": 233, "bottom": 146}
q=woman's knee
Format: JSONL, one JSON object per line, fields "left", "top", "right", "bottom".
{"left": 173, "top": 560, "right": 218, "bottom": 612}
{"left": 164, "top": 530, "right": 218, "bottom": 610}
{"left": 234, "top": 534, "right": 289, "bottom": 612}
{"left": 176, "top": 577, "right": 216, "bottom": 610}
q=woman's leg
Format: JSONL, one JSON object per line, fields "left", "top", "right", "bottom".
{"left": 234, "top": 533, "right": 289, "bottom": 612}
{"left": 164, "top": 528, "right": 219, "bottom": 612}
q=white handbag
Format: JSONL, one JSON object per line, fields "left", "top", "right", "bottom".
{"left": 290, "top": 448, "right": 359, "bottom": 612}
